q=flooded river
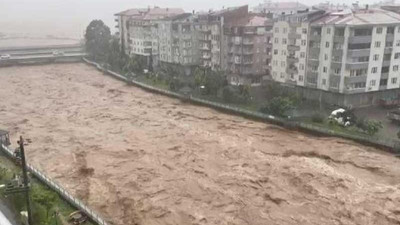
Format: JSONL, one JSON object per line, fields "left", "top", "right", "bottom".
{"left": 0, "top": 63, "right": 399, "bottom": 225}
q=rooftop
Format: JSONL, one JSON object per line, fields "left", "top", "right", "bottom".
{"left": 312, "top": 8, "right": 400, "bottom": 26}
{"left": 255, "top": 1, "right": 308, "bottom": 11}
{"left": 115, "top": 7, "right": 185, "bottom": 20}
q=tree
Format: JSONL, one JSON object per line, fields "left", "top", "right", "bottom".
{"left": 85, "top": 20, "right": 111, "bottom": 61}
{"left": 107, "top": 36, "right": 127, "bottom": 72}
{"left": 260, "top": 97, "right": 295, "bottom": 117}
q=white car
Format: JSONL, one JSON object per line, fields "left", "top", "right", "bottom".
{"left": 0, "top": 54, "right": 11, "bottom": 60}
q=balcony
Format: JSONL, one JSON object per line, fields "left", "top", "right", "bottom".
{"left": 333, "top": 36, "right": 345, "bottom": 43}
{"left": 348, "top": 35, "right": 372, "bottom": 44}
{"left": 347, "top": 49, "right": 370, "bottom": 57}
{"left": 332, "top": 49, "right": 343, "bottom": 58}
{"left": 308, "top": 60, "right": 319, "bottom": 67}
{"left": 309, "top": 35, "right": 321, "bottom": 41}
{"left": 344, "top": 75, "right": 367, "bottom": 84}
{"left": 286, "top": 66, "right": 298, "bottom": 74}
{"left": 243, "top": 50, "right": 253, "bottom": 55}
{"left": 243, "top": 40, "right": 254, "bottom": 45}
{"left": 202, "top": 55, "right": 211, "bottom": 59}
{"left": 382, "top": 60, "right": 391, "bottom": 67}
{"left": 330, "top": 73, "right": 341, "bottom": 83}
{"left": 384, "top": 47, "right": 393, "bottom": 54}
{"left": 287, "top": 55, "right": 299, "bottom": 63}
{"left": 380, "top": 72, "right": 389, "bottom": 80}
{"left": 331, "top": 61, "right": 342, "bottom": 69}
{"left": 345, "top": 62, "right": 369, "bottom": 70}
{"left": 288, "top": 33, "right": 301, "bottom": 40}
{"left": 309, "top": 48, "right": 320, "bottom": 57}
{"left": 200, "top": 45, "right": 211, "bottom": 51}
{"left": 386, "top": 34, "right": 394, "bottom": 42}
{"left": 287, "top": 45, "right": 300, "bottom": 51}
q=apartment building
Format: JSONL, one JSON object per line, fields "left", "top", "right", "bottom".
{"left": 309, "top": 8, "right": 400, "bottom": 96}
{"left": 226, "top": 16, "right": 273, "bottom": 86}
{"left": 157, "top": 13, "right": 200, "bottom": 75}
{"left": 271, "top": 6, "right": 400, "bottom": 106}
{"left": 271, "top": 10, "right": 325, "bottom": 86}
{"left": 115, "top": 5, "right": 276, "bottom": 84}
{"left": 115, "top": 7, "right": 184, "bottom": 62}
{"left": 253, "top": 1, "right": 308, "bottom": 17}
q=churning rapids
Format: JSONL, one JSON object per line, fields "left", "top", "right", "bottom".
{"left": 0, "top": 63, "right": 399, "bottom": 225}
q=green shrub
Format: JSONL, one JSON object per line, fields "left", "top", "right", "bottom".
{"left": 260, "top": 97, "right": 295, "bottom": 117}
{"left": 311, "top": 113, "right": 324, "bottom": 123}
{"left": 356, "top": 118, "right": 383, "bottom": 135}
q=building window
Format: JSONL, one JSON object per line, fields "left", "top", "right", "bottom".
{"left": 371, "top": 67, "right": 378, "bottom": 73}
{"left": 370, "top": 80, "right": 376, "bottom": 86}
{"left": 302, "top": 28, "right": 307, "bottom": 34}
{"left": 280, "top": 72, "right": 285, "bottom": 78}
{"left": 274, "top": 49, "right": 278, "bottom": 55}
{"left": 373, "top": 54, "right": 379, "bottom": 61}
{"left": 354, "top": 82, "right": 366, "bottom": 88}
{"left": 396, "top": 40, "right": 400, "bottom": 47}
{"left": 299, "top": 75, "right": 304, "bottom": 81}
{"left": 282, "top": 50, "right": 286, "bottom": 55}
{"left": 300, "top": 64, "right": 305, "bottom": 70}
{"left": 282, "top": 38, "right": 287, "bottom": 44}
{"left": 394, "top": 65, "right": 399, "bottom": 71}
{"left": 324, "top": 54, "right": 328, "bottom": 60}
{"left": 396, "top": 53, "right": 400, "bottom": 59}
{"left": 334, "top": 68, "right": 341, "bottom": 74}
{"left": 275, "top": 27, "right": 279, "bottom": 33}
{"left": 281, "top": 61, "right": 286, "bottom": 67}
{"left": 301, "top": 40, "right": 306, "bottom": 46}
{"left": 274, "top": 38, "right": 279, "bottom": 44}
{"left": 326, "top": 42, "right": 330, "bottom": 48}
{"left": 327, "top": 28, "right": 331, "bottom": 34}
{"left": 322, "top": 79, "right": 327, "bottom": 85}
{"left": 376, "top": 27, "right": 383, "bottom": 34}
{"left": 323, "top": 67, "right": 327, "bottom": 73}
{"left": 375, "top": 41, "right": 381, "bottom": 48}
{"left": 300, "top": 52, "right": 305, "bottom": 58}
{"left": 392, "top": 77, "right": 398, "bottom": 84}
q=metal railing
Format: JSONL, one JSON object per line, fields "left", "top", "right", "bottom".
{"left": 0, "top": 144, "right": 109, "bottom": 225}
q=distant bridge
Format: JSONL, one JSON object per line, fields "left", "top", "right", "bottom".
{"left": 0, "top": 44, "right": 86, "bottom": 66}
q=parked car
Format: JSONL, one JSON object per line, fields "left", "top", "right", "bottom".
{"left": 0, "top": 54, "right": 11, "bottom": 60}
{"left": 329, "top": 108, "right": 354, "bottom": 126}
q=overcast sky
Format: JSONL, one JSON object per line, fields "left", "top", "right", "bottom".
{"left": 0, "top": 0, "right": 384, "bottom": 39}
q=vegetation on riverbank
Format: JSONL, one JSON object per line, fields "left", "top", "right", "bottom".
{"left": 0, "top": 153, "right": 94, "bottom": 225}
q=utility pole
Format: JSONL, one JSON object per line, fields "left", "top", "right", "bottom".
{"left": 4, "top": 136, "right": 33, "bottom": 225}
{"left": 18, "top": 136, "right": 33, "bottom": 225}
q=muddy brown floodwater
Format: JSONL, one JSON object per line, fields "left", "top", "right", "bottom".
{"left": 1, "top": 63, "right": 400, "bottom": 225}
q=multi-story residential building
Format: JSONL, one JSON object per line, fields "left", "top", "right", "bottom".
{"left": 253, "top": 1, "right": 308, "bottom": 17}
{"left": 157, "top": 13, "right": 200, "bottom": 75}
{"left": 272, "top": 6, "right": 400, "bottom": 107}
{"left": 225, "top": 16, "right": 273, "bottom": 86}
{"left": 309, "top": 8, "right": 400, "bottom": 96}
{"left": 115, "top": 7, "right": 184, "bottom": 65}
{"left": 115, "top": 8, "right": 148, "bottom": 55}
{"left": 271, "top": 10, "right": 325, "bottom": 87}
{"left": 115, "top": 5, "right": 276, "bottom": 84}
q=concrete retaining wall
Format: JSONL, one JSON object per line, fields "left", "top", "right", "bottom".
{"left": 83, "top": 58, "right": 400, "bottom": 153}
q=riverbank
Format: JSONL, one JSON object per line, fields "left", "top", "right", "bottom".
{"left": 1, "top": 63, "right": 399, "bottom": 225}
